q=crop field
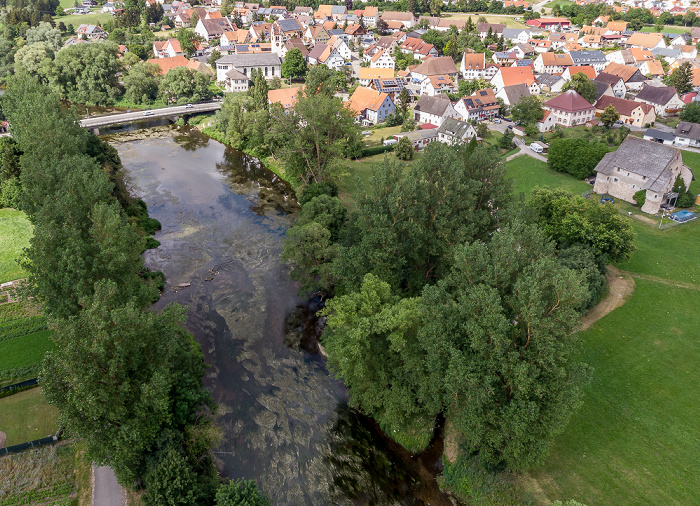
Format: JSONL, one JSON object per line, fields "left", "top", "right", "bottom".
{"left": 0, "top": 302, "right": 51, "bottom": 386}
{"left": 0, "top": 209, "right": 32, "bottom": 284}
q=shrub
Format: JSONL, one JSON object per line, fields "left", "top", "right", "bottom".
{"left": 395, "top": 136, "right": 414, "bottom": 160}
{"left": 0, "top": 177, "right": 23, "bottom": 209}
{"left": 361, "top": 144, "right": 394, "bottom": 157}
{"left": 634, "top": 189, "right": 646, "bottom": 207}
{"left": 298, "top": 181, "right": 338, "bottom": 205}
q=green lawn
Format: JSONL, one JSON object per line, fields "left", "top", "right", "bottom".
{"left": 362, "top": 125, "right": 404, "bottom": 148}
{"left": 338, "top": 152, "right": 421, "bottom": 206}
{"left": 55, "top": 11, "right": 113, "bottom": 28}
{"left": 0, "top": 209, "right": 32, "bottom": 283}
{"left": 504, "top": 155, "right": 591, "bottom": 197}
{"left": 444, "top": 13, "right": 526, "bottom": 28}
{"left": 0, "top": 388, "right": 59, "bottom": 446}
{"left": 641, "top": 25, "right": 689, "bottom": 35}
{"left": 526, "top": 279, "right": 700, "bottom": 505}
{"left": 0, "top": 330, "right": 54, "bottom": 372}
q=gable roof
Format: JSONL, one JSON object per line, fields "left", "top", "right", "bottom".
{"left": 567, "top": 65, "right": 596, "bottom": 79}
{"left": 595, "top": 71, "right": 624, "bottom": 86}
{"left": 675, "top": 121, "right": 700, "bottom": 141}
{"left": 476, "top": 22, "right": 505, "bottom": 33}
{"left": 568, "top": 50, "right": 606, "bottom": 64}
{"left": 414, "top": 94, "right": 453, "bottom": 116}
{"left": 626, "top": 32, "right": 663, "bottom": 48}
{"left": 595, "top": 95, "right": 653, "bottom": 116}
{"left": 437, "top": 117, "right": 475, "bottom": 140}
{"left": 216, "top": 53, "right": 281, "bottom": 67}
{"left": 380, "top": 11, "right": 415, "bottom": 21}
{"left": 359, "top": 67, "right": 394, "bottom": 80}
{"left": 594, "top": 136, "right": 682, "bottom": 192}
{"left": 544, "top": 89, "right": 594, "bottom": 111}
{"left": 146, "top": 55, "right": 190, "bottom": 74}
{"left": 499, "top": 66, "right": 535, "bottom": 86}
{"left": 462, "top": 52, "right": 486, "bottom": 70}
{"left": 540, "top": 52, "right": 574, "bottom": 66}
{"left": 268, "top": 86, "right": 303, "bottom": 109}
{"left": 635, "top": 84, "right": 678, "bottom": 106}
{"left": 602, "top": 62, "right": 642, "bottom": 82}
{"left": 225, "top": 68, "right": 248, "bottom": 80}
{"left": 643, "top": 59, "right": 665, "bottom": 76}
{"left": 347, "top": 86, "right": 390, "bottom": 114}
{"left": 277, "top": 18, "right": 303, "bottom": 32}
{"left": 502, "top": 83, "right": 530, "bottom": 105}
{"left": 412, "top": 56, "right": 458, "bottom": 76}
{"left": 426, "top": 75, "right": 455, "bottom": 89}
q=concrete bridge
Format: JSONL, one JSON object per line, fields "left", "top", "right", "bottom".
{"left": 79, "top": 102, "right": 222, "bottom": 134}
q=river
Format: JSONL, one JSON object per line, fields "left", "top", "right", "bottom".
{"left": 104, "top": 123, "right": 453, "bottom": 505}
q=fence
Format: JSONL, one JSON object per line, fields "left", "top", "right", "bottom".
{"left": 0, "top": 435, "right": 59, "bottom": 456}
{"left": 0, "top": 378, "right": 38, "bottom": 398}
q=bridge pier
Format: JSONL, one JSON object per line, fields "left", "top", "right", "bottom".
{"left": 91, "top": 127, "right": 100, "bottom": 136}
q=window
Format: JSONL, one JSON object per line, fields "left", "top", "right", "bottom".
{"left": 627, "top": 173, "right": 630, "bottom": 176}
{"left": 265, "top": 67, "right": 268, "bottom": 76}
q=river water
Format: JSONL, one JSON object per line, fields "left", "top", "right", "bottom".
{"left": 105, "top": 123, "right": 453, "bottom": 505}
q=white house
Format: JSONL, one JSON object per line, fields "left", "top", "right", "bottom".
{"left": 421, "top": 75, "right": 456, "bottom": 96}
{"left": 215, "top": 53, "right": 282, "bottom": 82}
{"left": 413, "top": 94, "right": 460, "bottom": 126}
{"left": 369, "top": 48, "right": 395, "bottom": 69}
{"left": 347, "top": 86, "right": 396, "bottom": 125}
{"left": 436, "top": 117, "right": 478, "bottom": 145}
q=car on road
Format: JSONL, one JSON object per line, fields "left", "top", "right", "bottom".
{"left": 503, "top": 117, "right": 512, "bottom": 122}
{"left": 185, "top": 104, "right": 193, "bottom": 109}
{"left": 142, "top": 111, "right": 154, "bottom": 116}
{"left": 493, "top": 118, "right": 501, "bottom": 123}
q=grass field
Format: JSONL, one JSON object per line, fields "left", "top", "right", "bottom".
{"left": 526, "top": 279, "right": 700, "bottom": 504}
{"left": 0, "top": 209, "right": 32, "bottom": 284}
{"left": 444, "top": 13, "right": 526, "bottom": 28}
{"left": 504, "top": 155, "right": 591, "bottom": 197}
{"left": 338, "top": 152, "right": 421, "bottom": 205}
{"left": 641, "top": 25, "right": 690, "bottom": 35}
{"left": 0, "top": 388, "right": 59, "bottom": 446}
{"left": 0, "top": 445, "right": 77, "bottom": 505}
{"left": 0, "top": 330, "right": 54, "bottom": 372}
{"left": 55, "top": 11, "right": 113, "bottom": 28}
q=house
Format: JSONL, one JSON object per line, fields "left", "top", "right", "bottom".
{"left": 358, "top": 67, "right": 394, "bottom": 86}
{"left": 272, "top": 18, "right": 304, "bottom": 41}
{"left": 562, "top": 65, "right": 596, "bottom": 81}
{"left": 307, "top": 43, "right": 344, "bottom": 70}
{"left": 625, "top": 32, "right": 666, "bottom": 50}
{"left": 594, "top": 72, "right": 626, "bottom": 98}
{"left": 602, "top": 62, "right": 648, "bottom": 91}
{"left": 606, "top": 21, "right": 627, "bottom": 33}
{"left": 347, "top": 87, "right": 395, "bottom": 125}
{"left": 674, "top": 121, "right": 700, "bottom": 147}
{"left": 215, "top": 53, "right": 281, "bottom": 82}
{"left": 76, "top": 24, "right": 107, "bottom": 39}
{"left": 534, "top": 52, "right": 574, "bottom": 74}
{"left": 370, "top": 48, "right": 395, "bottom": 69}
{"left": 639, "top": 59, "right": 666, "bottom": 78}
{"left": 380, "top": 11, "right": 416, "bottom": 29}
{"left": 568, "top": 50, "right": 607, "bottom": 73}
{"left": 643, "top": 128, "right": 676, "bottom": 145}
{"left": 512, "top": 43, "right": 536, "bottom": 59}
{"left": 344, "top": 23, "right": 366, "bottom": 43}
{"left": 529, "top": 39, "right": 552, "bottom": 53}
{"left": 304, "top": 25, "right": 330, "bottom": 45}
{"left": 493, "top": 51, "right": 518, "bottom": 66}
{"left": 421, "top": 75, "right": 456, "bottom": 96}
{"left": 543, "top": 89, "right": 596, "bottom": 127}
{"left": 74, "top": 5, "right": 91, "bottom": 14}
{"left": 592, "top": 80, "right": 615, "bottom": 102}
{"left": 327, "top": 35, "right": 351, "bottom": 60}
{"left": 502, "top": 28, "right": 531, "bottom": 44}
{"left": 146, "top": 55, "right": 191, "bottom": 74}
{"left": 537, "top": 73, "right": 566, "bottom": 93}
{"left": 400, "top": 37, "right": 438, "bottom": 60}
{"left": 593, "top": 136, "right": 692, "bottom": 214}
{"left": 194, "top": 17, "right": 234, "bottom": 41}
{"left": 525, "top": 18, "right": 570, "bottom": 31}
{"left": 454, "top": 88, "right": 500, "bottom": 122}
{"left": 536, "top": 110, "right": 556, "bottom": 132}
{"left": 580, "top": 34, "right": 602, "bottom": 49}
{"left": 496, "top": 83, "right": 530, "bottom": 107}
{"left": 280, "top": 39, "right": 308, "bottom": 59}
{"left": 153, "top": 40, "right": 169, "bottom": 58}
{"left": 413, "top": 94, "right": 459, "bottom": 126}
{"left": 369, "top": 77, "right": 406, "bottom": 101}
{"left": 476, "top": 23, "right": 505, "bottom": 40}
{"left": 595, "top": 96, "right": 656, "bottom": 127}
{"left": 491, "top": 66, "right": 539, "bottom": 95}
{"left": 634, "top": 85, "right": 684, "bottom": 117}
{"left": 460, "top": 53, "right": 498, "bottom": 81}
{"left": 436, "top": 118, "right": 478, "bottom": 145}
{"left": 224, "top": 68, "right": 249, "bottom": 92}
{"left": 410, "top": 57, "right": 459, "bottom": 82}
{"left": 359, "top": 6, "right": 378, "bottom": 28}
{"left": 393, "top": 128, "right": 439, "bottom": 150}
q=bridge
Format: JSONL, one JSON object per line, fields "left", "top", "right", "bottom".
{"left": 79, "top": 102, "right": 222, "bottom": 133}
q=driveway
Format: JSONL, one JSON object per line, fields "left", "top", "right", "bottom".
{"left": 93, "top": 466, "right": 125, "bottom": 506}
{"left": 507, "top": 137, "right": 548, "bottom": 162}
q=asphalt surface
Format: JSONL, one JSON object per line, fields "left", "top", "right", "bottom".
{"left": 79, "top": 102, "right": 222, "bottom": 128}
{"left": 93, "top": 466, "right": 125, "bottom": 506}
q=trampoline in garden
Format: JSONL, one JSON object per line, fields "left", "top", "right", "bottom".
{"left": 669, "top": 210, "right": 697, "bottom": 223}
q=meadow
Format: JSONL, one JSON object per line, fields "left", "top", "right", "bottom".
{"left": 504, "top": 154, "right": 591, "bottom": 197}
{"left": 0, "top": 209, "right": 32, "bottom": 283}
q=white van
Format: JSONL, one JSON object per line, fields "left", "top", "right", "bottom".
{"left": 529, "top": 142, "right": 544, "bottom": 153}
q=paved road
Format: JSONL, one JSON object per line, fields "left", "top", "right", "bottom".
{"left": 93, "top": 466, "right": 125, "bottom": 506}
{"left": 80, "top": 102, "right": 221, "bottom": 129}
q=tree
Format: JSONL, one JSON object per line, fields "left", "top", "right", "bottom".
{"left": 123, "top": 62, "right": 161, "bottom": 104}
{"left": 672, "top": 174, "right": 695, "bottom": 207}
{"left": 25, "top": 21, "right": 62, "bottom": 51}
{"left": 176, "top": 29, "right": 202, "bottom": 58}
{"left": 208, "top": 49, "right": 221, "bottom": 66}
{"left": 144, "top": 2, "right": 164, "bottom": 24}
{"left": 159, "top": 66, "right": 212, "bottom": 104}
{"left": 684, "top": 10, "right": 696, "bottom": 26}
{"left": 530, "top": 187, "right": 637, "bottom": 262}
{"left": 281, "top": 47, "right": 307, "bottom": 79}
{"left": 547, "top": 138, "right": 609, "bottom": 179}
{"left": 376, "top": 18, "right": 389, "bottom": 35}
{"left": 143, "top": 449, "right": 198, "bottom": 506}
{"left": 190, "top": 9, "right": 200, "bottom": 29}
{"left": 457, "top": 77, "right": 493, "bottom": 97}
{"left": 600, "top": 104, "right": 620, "bottom": 128}
{"left": 249, "top": 68, "right": 268, "bottom": 110}
{"left": 563, "top": 72, "right": 597, "bottom": 105}
{"left": 680, "top": 101, "right": 700, "bottom": 123}
{"left": 215, "top": 480, "right": 270, "bottom": 506}
{"left": 510, "top": 95, "right": 544, "bottom": 126}
{"left": 13, "top": 42, "right": 55, "bottom": 84}
{"left": 476, "top": 122, "right": 489, "bottom": 138}
{"left": 634, "top": 189, "right": 646, "bottom": 207}
{"left": 430, "top": 0, "right": 442, "bottom": 16}
{"left": 128, "top": 43, "right": 147, "bottom": 60}
{"left": 667, "top": 61, "right": 693, "bottom": 94}
{"left": 52, "top": 42, "right": 122, "bottom": 105}
{"left": 465, "top": 15, "right": 475, "bottom": 33}
{"left": 396, "top": 87, "right": 410, "bottom": 119}
{"left": 498, "top": 129, "right": 514, "bottom": 149}
{"left": 115, "top": 7, "right": 141, "bottom": 28}
{"left": 395, "top": 135, "right": 414, "bottom": 160}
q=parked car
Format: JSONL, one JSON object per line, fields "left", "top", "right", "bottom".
{"left": 493, "top": 118, "right": 502, "bottom": 123}
{"left": 503, "top": 117, "right": 512, "bottom": 122}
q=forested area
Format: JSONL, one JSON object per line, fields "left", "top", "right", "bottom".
{"left": 1, "top": 75, "right": 268, "bottom": 505}
{"left": 281, "top": 137, "right": 636, "bottom": 472}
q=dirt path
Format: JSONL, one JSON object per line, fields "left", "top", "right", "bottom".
{"left": 580, "top": 266, "right": 635, "bottom": 331}
{"left": 627, "top": 271, "right": 700, "bottom": 292}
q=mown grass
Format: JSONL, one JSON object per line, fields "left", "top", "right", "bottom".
{"left": 444, "top": 13, "right": 526, "bottom": 28}
{"left": 0, "top": 209, "right": 32, "bottom": 283}
{"left": 526, "top": 279, "right": 700, "bottom": 505}
{"left": 0, "top": 445, "right": 76, "bottom": 505}
{"left": 0, "top": 388, "right": 59, "bottom": 446}
{"left": 641, "top": 25, "right": 689, "bottom": 34}
{"left": 0, "top": 329, "right": 54, "bottom": 372}
{"left": 504, "top": 155, "right": 591, "bottom": 197}
{"left": 55, "top": 11, "right": 113, "bottom": 28}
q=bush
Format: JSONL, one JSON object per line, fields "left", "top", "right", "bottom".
{"left": 548, "top": 138, "right": 609, "bottom": 179}
{"left": 215, "top": 479, "right": 270, "bottom": 506}
{"left": 395, "top": 136, "right": 414, "bottom": 160}
{"left": 498, "top": 130, "right": 514, "bottom": 149}
{"left": 634, "top": 189, "right": 646, "bottom": 207}
{"left": 558, "top": 244, "right": 607, "bottom": 313}
{"left": 298, "top": 181, "right": 338, "bottom": 205}
{"left": 361, "top": 144, "right": 394, "bottom": 157}
{"left": 0, "top": 177, "right": 23, "bottom": 209}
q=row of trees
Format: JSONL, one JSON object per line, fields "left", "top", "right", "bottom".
{"left": 2, "top": 76, "right": 268, "bottom": 505}
{"left": 281, "top": 142, "right": 636, "bottom": 471}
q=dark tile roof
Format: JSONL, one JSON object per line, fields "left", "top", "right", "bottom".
{"left": 635, "top": 84, "right": 678, "bottom": 106}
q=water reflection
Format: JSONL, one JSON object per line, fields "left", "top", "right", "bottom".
{"left": 107, "top": 125, "right": 453, "bottom": 505}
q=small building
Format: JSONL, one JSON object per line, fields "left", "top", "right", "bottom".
{"left": 602, "top": 62, "right": 648, "bottom": 91}
{"left": 421, "top": 75, "right": 455, "bottom": 96}
{"left": 643, "top": 128, "right": 675, "bottom": 145}
{"left": 224, "top": 68, "right": 249, "bottom": 92}
{"left": 413, "top": 94, "right": 459, "bottom": 126}
{"left": 436, "top": 118, "right": 478, "bottom": 145}
{"left": 674, "top": 121, "right": 700, "bottom": 147}
{"left": 568, "top": 50, "right": 607, "bottom": 73}
{"left": 593, "top": 136, "right": 692, "bottom": 214}
{"left": 543, "top": 89, "right": 596, "bottom": 127}
{"left": 491, "top": 66, "right": 540, "bottom": 96}
{"left": 634, "top": 85, "right": 684, "bottom": 118}
{"left": 594, "top": 72, "right": 626, "bottom": 98}
{"left": 393, "top": 128, "right": 439, "bottom": 150}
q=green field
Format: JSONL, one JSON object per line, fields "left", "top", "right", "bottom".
{"left": 0, "top": 209, "right": 32, "bottom": 283}
{"left": 527, "top": 279, "right": 700, "bottom": 504}
{"left": 55, "top": 11, "right": 113, "bottom": 28}
{"left": 641, "top": 25, "right": 689, "bottom": 35}
{"left": 0, "top": 388, "right": 59, "bottom": 446}
{"left": 338, "top": 152, "right": 420, "bottom": 205}
{"left": 444, "top": 13, "right": 526, "bottom": 29}
{"left": 504, "top": 154, "right": 591, "bottom": 197}
{"left": 0, "top": 330, "right": 54, "bottom": 372}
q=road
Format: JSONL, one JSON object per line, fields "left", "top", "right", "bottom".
{"left": 93, "top": 466, "right": 125, "bottom": 506}
{"left": 79, "top": 102, "right": 221, "bottom": 129}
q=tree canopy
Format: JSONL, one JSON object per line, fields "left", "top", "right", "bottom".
{"left": 563, "top": 73, "right": 598, "bottom": 105}
{"left": 511, "top": 95, "right": 544, "bottom": 126}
